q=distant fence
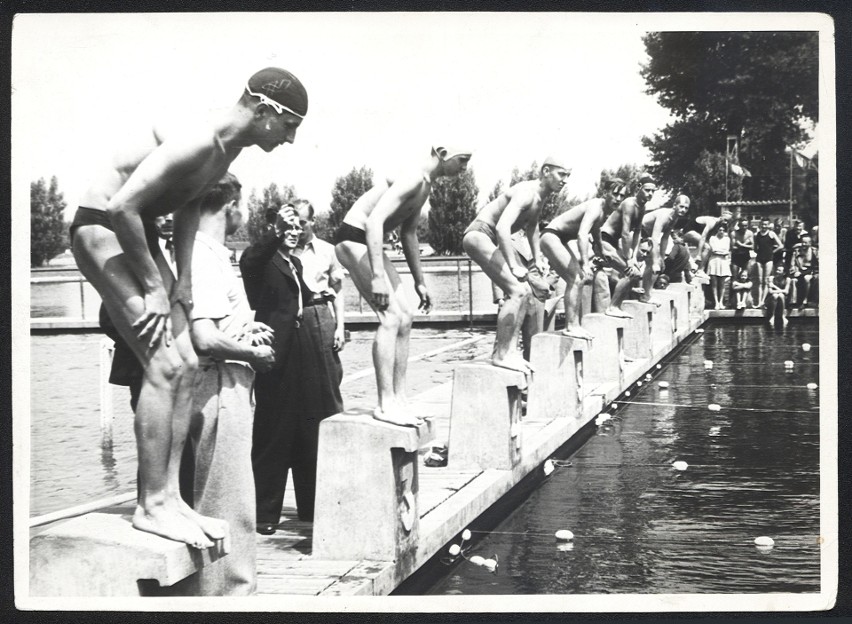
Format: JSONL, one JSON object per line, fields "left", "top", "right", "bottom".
{"left": 31, "top": 256, "right": 500, "bottom": 330}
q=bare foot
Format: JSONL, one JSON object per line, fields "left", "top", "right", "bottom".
{"left": 637, "top": 295, "right": 661, "bottom": 308}
{"left": 373, "top": 406, "right": 424, "bottom": 428}
{"left": 492, "top": 355, "right": 534, "bottom": 376}
{"left": 175, "top": 498, "right": 230, "bottom": 551}
{"left": 605, "top": 306, "right": 634, "bottom": 319}
{"left": 132, "top": 504, "right": 214, "bottom": 549}
{"left": 562, "top": 326, "right": 594, "bottom": 342}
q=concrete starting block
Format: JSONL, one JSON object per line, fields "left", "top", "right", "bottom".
{"left": 527, "top": 333, "right": 587, "bottom": 422}
{"left": 580, "top": 313, "right": 628, "bottom": 388}
{"left": 649, "top": 290, "right": 678, "bottom": 350}
{"left": 29, "top": 513, "right": 227, "bottom": 596}
{"left": 622, "top": 301, "right": 656, "bottom": 361}
{"left": 672, "top": 281, "right": 704, "bottom": 318}
{"left": 448, "top": 363, "right": 527, "bottom": 470}
{"left": 658, "top": 286, "right": 690, "bottom": 334}
{"left": 312, "top": 409, "right": 434, "bottom": 563}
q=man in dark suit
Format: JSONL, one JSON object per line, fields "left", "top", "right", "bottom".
{"left": 240, "top": 205, "right": 341, "bottom": 532}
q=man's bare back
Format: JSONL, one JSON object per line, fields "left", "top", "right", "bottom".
{"left": 342, "top": 172, "right": 431, "bottom": 233}
{"left": 79, "top": 121, "right": 239, "bottom": 218}
{"left": 545, "top": 197, "right": 607, "bottom": 241}
{"left": 474, "top": 179, "right": 544, "bottom": 233}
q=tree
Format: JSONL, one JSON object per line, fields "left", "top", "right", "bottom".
{"left": 235, "top": 182, "right": 298, "bottom": 244}
{"left": 680, "top": 150, "right": 740, "bottom": 218}
{"left": 596, "top": 163, "right": 645, "bottom": 197}
{"left": 31, "top": 176, "right": 67, "bottom": 267}
{"left": 641, "top": 32, "right": 818, "bottom": 210}
{"left": 427, "top": 169, "right": 480, "bottom": 255}
{"left": 319, "top": 166, "right": 375, "bottom": 242}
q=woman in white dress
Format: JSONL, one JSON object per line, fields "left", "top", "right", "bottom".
{"left": 707, "top": 224, "right": 731, "bottom": 309}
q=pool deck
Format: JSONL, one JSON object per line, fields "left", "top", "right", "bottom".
{"left": 29, "top": 307, "right": 817, "bottom": 332}
{"left": 29, "top": 287, "right": 749, "bottom": 597}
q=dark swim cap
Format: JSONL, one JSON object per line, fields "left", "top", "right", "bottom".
{"left": 246, "top": 67, "right": 308, "bottom": 118}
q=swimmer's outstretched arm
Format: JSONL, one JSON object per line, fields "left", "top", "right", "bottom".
{"left": 652, "top": 212, "right": 671, "bottom": 272}
{"left": 577, "top": 206, "right": 599, "bottom": 280}
{"left": 400, "top": 211, "right": 430, "bottom": 312}
{"left": 525, "top": 209, "right": 544, "bottom": 273}
{"left": 497, "top": 190, "right": 532, "bottom": 279}
{"left": 365, "top": 177, "right": 416, "bottom": 307}
{"left": 170, "top": 199, "right": 201, "bottom": 310}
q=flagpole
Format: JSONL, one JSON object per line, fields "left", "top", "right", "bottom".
{"left": 789, "top": 147, "right": 794, "bottom": 224}
{"left": 725, "top": 136, "right": 730, "bottom": 204}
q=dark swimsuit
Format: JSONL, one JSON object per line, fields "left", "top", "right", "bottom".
{"left": 70, "top": 206, "right": 163, "bottom": 259}
{"left": 600, "top": 230, "right": 619, "bottom": 249}
{"left": 541, "top": 227, "right": 570, "bottom": 245}
{"left": 333, "top": 222, "right": 368, "bottom": 246}
{"left": 755, "top": 231, "right": 776, "bottom": 264}
{"left": 463, "top": 219, "right": 499, "bottom": 245}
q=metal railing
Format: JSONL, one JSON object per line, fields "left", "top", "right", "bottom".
{"left": 31, "top": 255, "right": 483, "bottom": 329}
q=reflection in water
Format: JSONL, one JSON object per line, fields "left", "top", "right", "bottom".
{"left": 30, "top": 328, "right": 493, "bottom": 517}
{"left": 424, "top": 322, "right": 820, "bottom": 594}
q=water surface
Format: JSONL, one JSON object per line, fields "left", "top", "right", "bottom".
{"left": 423, "top": 322, "right": 821, "bottom": 595}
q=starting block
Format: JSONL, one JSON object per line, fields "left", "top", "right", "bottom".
{"left": 649, "top": 290, "right": 678, "bottom": 350}
{"left": 448, "top": 363, "right": 527, "bottom": 470}
{"left": 658, "top": 285, "right": 690, "bottom": 335}
{"left": 29, "top": 513, "right": 227, "bottom": 596}
{"left": 580, "top": 313, "right": 628, "bottom": 388}
{"left": 527, "top": 333, "right": 588, "bottom": 422}
{"left": 622, "top": 301, "right": 656, "bottom": 361}
{"left": 312, "top": 409, "right": 434, "bottom": 562}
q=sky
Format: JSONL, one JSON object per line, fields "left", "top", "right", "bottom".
{"left": 13, "top": 12, "right": 678, "bottom": 219}
{"left": 12, "top": 12, "right": 831, "bottom": 220}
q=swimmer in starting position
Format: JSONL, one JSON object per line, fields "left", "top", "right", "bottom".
{"left": 335, "top": 146, "right": 472, "bottom": 427}
{"left": 463, "top": 157, "right": 571, "bottom": 374}
{"left": 540, "top": 177, "right": 626, "bottom": 341}
{"left": 71, "top": 67, "right": 307, "bottom": 548}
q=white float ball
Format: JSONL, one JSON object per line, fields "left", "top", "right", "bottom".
{"left": 483, "top": 558, "right": 498, "bottom": 572}
{"left": 704, "top": 360, "right": 713, "bottom": 369}
{"left": 543, "top": 459, "right": 555, "bottom": 476}
{"left": 555, "top": 529, "right": 574, "bottom": 541}
{"left": 807, "top": 383, "right": 818, "bottom": 390}
{"left": 708, "top": 404, "right": 721, "bottom": 411}
{"left": 802, "top": 343, "right": 811, "bottom": 352}
{"left": 784, "top": 360, "right": 794, "bottom": 368}
{"left": 656, "top": 364, "right": 663, "bottom": 369}
{"left": 637, "top": 381, "right": 643, "bottom": 387}
{"left": 449, "top": 544, "right": 461, "bottom": 556}
{"left": 645, "top": 373, "right": 653, "bottom": 381}
{"left": 625, "top": 391, "right": 631, "bottom": 397}
{"left": 612, "top": 403, "right": 619, "bottom": 409}
{"left": 754, "top": 536, "right": 775, "bottom": 548}
{"left": 672, "top": 461, "right": 688, "bottom": 471}
{"left": 695, "top": 328, "right": 705, "bottom": 334}
{"left": 659, "top": 381, "right": 670, "bottom": 389}
{"left": 469, "top": 555, "right": 485, "bottom": 566}
{"left": 462, "top": 529, "right": 472, "bottom": 541}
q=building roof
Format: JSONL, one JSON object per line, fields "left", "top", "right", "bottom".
{"left": 717, "top": 200, "right": 795, "bottom": 207}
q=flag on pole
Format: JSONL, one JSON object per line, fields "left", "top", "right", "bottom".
{"left": 785, "top": 145, "right": 818, "bottom": 171}
{"left": 728, "top": 162, "right": 752, "bottom": 177}
{"left": 726, "top": 135, "right": 752, "bottom": 177}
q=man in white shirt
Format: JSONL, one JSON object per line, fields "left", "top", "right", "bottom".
{"left": 186, "top": 172, "right": 276, "bottom": 595}
{"left": 293, "top": 198, "right": 345, "bottom": 412}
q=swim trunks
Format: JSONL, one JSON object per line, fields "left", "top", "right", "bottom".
{"left": 600, "top": 230, "right": 619, "bottom": 249}
{"left": 541, "top": 227, "right": 571, "bottom": 246}
{"left": 70, "top": 206, "right": 163, "bottom": 259}
{"left": 755, "top": 232, "right": 776, "bottom": 264}
{"left": 333, "top": 222, "right": 367, "bottom": 246}
{"left": 463, "top": 219, "right": 498, "bottom": 245}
